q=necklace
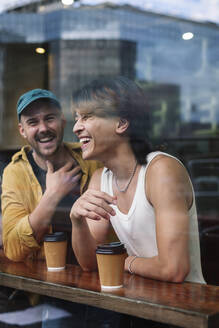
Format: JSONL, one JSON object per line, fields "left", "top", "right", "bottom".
{"left": 114, "top": 161, "right": 138, "bottom": 193}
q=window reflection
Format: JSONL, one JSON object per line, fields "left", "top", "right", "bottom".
{"left": 0, "top": 0, "right": 219, "bottom": 304}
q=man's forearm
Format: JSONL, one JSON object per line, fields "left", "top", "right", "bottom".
{"left": 71, "top": 217, "right": 98, "bottom": 271}
{"left": 125, "top": 254, "right": 189, "bottom": 283}
{"left": 28, "top": 190, "right": 62, "bottom": 243}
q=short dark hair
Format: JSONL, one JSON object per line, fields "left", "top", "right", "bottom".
{"left": 72, "top": 76, "right": 152, "bottom": 164}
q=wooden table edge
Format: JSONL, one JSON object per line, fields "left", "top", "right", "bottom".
{"left": 0, "top": 271, "right": 217, "bottom": 328}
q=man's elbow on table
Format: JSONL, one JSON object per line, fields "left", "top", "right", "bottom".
{"left": 77, "top": 257, "right": 98, "bottom": 273}
{"left": 3, "top": 238, "right": 36, "bottom": 263}
{"left": 81, "top": 266, "right": 94, "bottom": 272}
{"left": 79, "top": 261, "right": 97, "bottom": 272}
{"left": 3, "top": 245, "right": 26, "bottom": 262}
{"left": 161, "top": 261, "right": 190, "bottom": 283}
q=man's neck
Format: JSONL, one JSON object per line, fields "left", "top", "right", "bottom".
{"left": 32, "top": 144, "right": 71, "bottom": 171}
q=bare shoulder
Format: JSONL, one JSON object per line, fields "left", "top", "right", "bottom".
{"left": 147, "top": 154, "right": 188, "bottom": 179}
{"left": 88, "top": 167, "right": 105, "bottom": 190}
{"left": 146, "top": 154, "right": 193, "bottom": 207}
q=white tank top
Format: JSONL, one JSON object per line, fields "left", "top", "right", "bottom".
{"left": 101, "top": 151, "right": 206, "bottom": 284}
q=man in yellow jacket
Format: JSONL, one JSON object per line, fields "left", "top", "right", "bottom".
{"left": 1, "top": 89, "right": 101, "bottom": 263}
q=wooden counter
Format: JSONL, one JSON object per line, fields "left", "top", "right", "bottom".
{"left": 0, "top": 250, "right": 219, "bottom": 328}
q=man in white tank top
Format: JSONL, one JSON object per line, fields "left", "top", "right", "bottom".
{"left": 70, "top": 76, "right": 205, "bottom": 284}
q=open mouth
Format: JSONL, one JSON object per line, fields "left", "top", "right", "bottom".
{"left": 38, "top": 136, "right": 55, "bottom": 143}
{"left": 79, "top": 137, "right": 91, "bottom": 148}
{"left": 36, "top": 133, "right": 56, "bottom": 144}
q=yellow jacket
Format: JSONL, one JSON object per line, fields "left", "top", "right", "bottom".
{"left": 1, "top": 142, "right": 102, "bottom": 262}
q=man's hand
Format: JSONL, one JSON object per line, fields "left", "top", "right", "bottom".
{"left": 28, "top": 160, "right": 82, "bottom": 243}
{"left": 46, "top": 160, "right": 82, "bottom": 201}
{"left": 70, "top": 188, "right": 116, "bottom": 271}
{"left": 70, "top": 189, "right": 117, "bottom": 222}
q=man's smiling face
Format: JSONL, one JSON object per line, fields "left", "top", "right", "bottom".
{"left": 73, "top": 109, "right": 119, "bottom": 163}
{"left": 19, "top": 101, "right": 66, "bottom": 160}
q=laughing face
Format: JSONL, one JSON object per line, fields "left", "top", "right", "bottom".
{"left": 73, "top": 110, "right": 119, "bottom": 162}
{"left": 19, "top": 102, "right": 66, "bottom": 160}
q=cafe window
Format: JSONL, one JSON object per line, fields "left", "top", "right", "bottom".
{"left": 0, "top": 1, "right": 219, "bottom": 325}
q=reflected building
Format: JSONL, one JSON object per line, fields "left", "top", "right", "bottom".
{"left": 0, "top": 2, "right": 219, "bottom": 148}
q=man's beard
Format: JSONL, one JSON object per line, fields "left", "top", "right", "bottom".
{"left": 32, "top": 129, "right": 64, "bottom": 160}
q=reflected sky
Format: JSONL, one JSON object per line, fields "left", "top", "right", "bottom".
{"left": 1, "top": 0, "right": 219, "bottom": 24}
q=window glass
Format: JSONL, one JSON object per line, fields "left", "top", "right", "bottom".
{"left": 0, "top": 2, "right": 219, "bottom": 325}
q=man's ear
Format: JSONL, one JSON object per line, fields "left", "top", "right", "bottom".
{"left": 116, "top": 118, "right": 129, "bottom": 134}
{"left": 18, "top": 123, "right": 27, "bottom": 138}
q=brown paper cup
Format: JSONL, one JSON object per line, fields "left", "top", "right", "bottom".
{"left": 96, "top": 242, "right": 127, "bottom": 290}
{"left": 44, "top": 232, "right": 67, "bottom": 271}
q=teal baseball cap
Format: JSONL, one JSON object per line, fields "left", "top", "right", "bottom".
{"left": 17, "top": 88, "right": 61, "bottom": 119}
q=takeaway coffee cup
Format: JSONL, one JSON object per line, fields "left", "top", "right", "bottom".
{"left": 96, "top": 242, "right": 127, "bottom": 290}
{"left": 44, "top": 232, "right": 67, "bottom": 271}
